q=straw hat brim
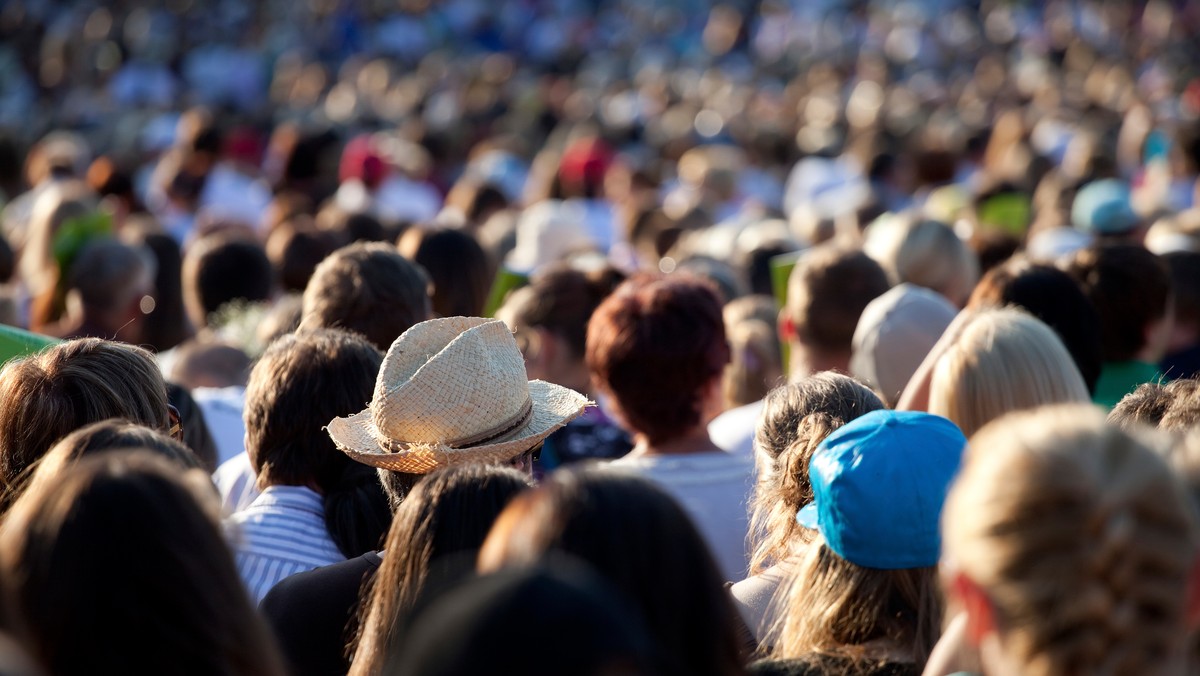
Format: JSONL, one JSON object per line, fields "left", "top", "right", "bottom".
{"left": 327, "top": 380, "right": 592, "bottom": 473}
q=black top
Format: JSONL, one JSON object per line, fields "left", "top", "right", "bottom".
{"left": 748, "top": 656, "right": 921, "bottom": 676}
{"left": 260, "top": 551, "right": 383, "bottom": 676}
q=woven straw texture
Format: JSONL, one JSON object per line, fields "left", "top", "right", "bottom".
{"left": 327, "top": 316, "right": 591, "bottom": 473}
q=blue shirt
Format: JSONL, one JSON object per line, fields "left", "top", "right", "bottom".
{"left": 226, "top": 485, "right": 345, "bottom": 603}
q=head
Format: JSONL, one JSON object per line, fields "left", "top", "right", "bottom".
{"left": 1109, "top": 378, "right": 1200, "bottom": 433}
{"left": 587, "top": 275, "right": 730, "bottom": 444}
{"left": 864, "top": 218, "right": 979, "bottom": 307}
{"left": 169, "top": 339, "right": 252, "bottom": 391}
{"left": 351, "top": 464, "right": 529, "bottom": 676}
{"left": 479, "top": 468, "right": 745, "bottom": 676}
{"left": 182, "top": 235, "right": 273, "bottom": 330}
{"left": 929, "top": 308, "right": 1091, "bottom": 438}
{"left": 769, "top": 410, "right": 965, "bottom": 666}
{"left": 1064, "top": 244, "right": 1172, "bottom": 363}
{"left": 266, "top": 221, "right": 336, "bottom": 294}
{"left": 123, "top": 224, "right": 191, "bottom": 352}
{"left": 780, "top": 243, "right": 891, "bottom": 376}
{"left": 851, "top": 283, "right": 958, "bottom": 406}
{"left": 397, "top": 227, "right": 492, "bottom": 318}
{"left": 722, "top": 295, "right": 784, "bottom": 409}
{"left": 749, "top": 374, "right": 884, "bottom": 574}
{"left": 1071, "top": 178, "right": 1143, "bottom": 241}
{"left": 0, "top": 339, "right": 170, "bottom": 499}
{"left": 244, "top": 329, "right": 382, "bottom": 492}
{"left": 0, "top": 451, "right": 284, "bottom": 676}
{"left": 300, "top": 242, "right": 432, "bottom": 351}
{"left": 943, "top": 406, "right": 1196, "bottom": 676}
{"left": 967, "top": 257, "right": 1104, "bottom": 394}
{"left": 66, "top": 239, "right": 156, "bottom": 342}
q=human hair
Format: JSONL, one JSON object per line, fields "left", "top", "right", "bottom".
{"left": 1064, "top": 244, "right": 1171, "bottom": 362}
{"left": 722, "top": 295, "right": 783, "bottom": 409}
{"left": 22, "top": 189, "right": 96, "bottom": 330}
{"left": 765, "top": 538, "right": 942, "bottom": 668}
{"left": 244, "top": 328, "right": 381, "bottom": 491}
{"left": 499, "top": 262, "right": 625, "bottom": 360}
{"left": 124, "top": 224, "right": 191, "bottom": 352}
{"left": 866, "top": 218, "right": 979, "bottom": 307}
{"left": 586, "top": 275, "right": 730, "bottom": 444}
{"left": 967, "top": 257, "right": 1103, "bottom": 394}
{"left": 170, "top": 339, "right": 252, "bottom": 390}
{"left": 0, "top": 338, "right": 170, "bottom": 501}
{"left": 182, "top": 234, "right": 273, "bottom": 329}
{"left": 350, "top": 464, "right": 529, "bottom": 676}
{"left": 1109, "top": 378, "right": 1200, "bottom": 433}
{"left": 784, "top": 244, "right": 890, "bottom": 354}
{"left": 749, "top": 375, "right": 884, "bottom": 574}
{"left": 397, "top": 227, "right": 493, "bottom": 318}
{"left": 0, "top": 451, "right": 285, "bottom": 676}
{"left": 300, "top": 242, "right": 432, "bottom": 351}
{"left": 929, "top": 308, "right": 1090, "bottom": 438}
{"left": 478, "top": 468, "right": 745, "bottom": 676}
{"left": 68, "top": 238, "right": 155, "bottom": 315}
{"left": 266, "top": 220, "right": 336, "bottom": 293}
{"left": 943, "top": 405, "right": 1196, "bottom": 676}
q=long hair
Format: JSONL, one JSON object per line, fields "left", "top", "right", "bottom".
{"left": 749, "top": 374, "right": 883, "bottom": 575}
{"left": 0, "top": 451, "right": 285, "bottom": 676}
{"left": 944, "top": 405, "right": 1196, "bottom": 676}
{"left": 349, "top": 464, "right": 529, "bottom": 676}
{"left": 479, "top": 468, "right": 747, "bottom": 676}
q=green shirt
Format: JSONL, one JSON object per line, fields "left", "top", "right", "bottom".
{"left": 1093, "top": 360, "right": 1163, "bottom": 410}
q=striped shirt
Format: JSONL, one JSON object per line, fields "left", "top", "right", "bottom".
{"left": 226, "top": 485, "right": 345, "bottom": 603}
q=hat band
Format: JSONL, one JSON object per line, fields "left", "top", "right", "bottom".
{"left": 379, "top": 396, "right": 535, "bottom": 452}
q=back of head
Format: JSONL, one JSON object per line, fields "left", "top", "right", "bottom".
{"left": 397, "top": 227, "right": 492, "bottom": 318}
{"left": 944, "top": 406, "right": 1196, "bottom": 676}
{"left": 929, "top": 308, "right": 1090, "bottom": 438}
{"left": 244, "top": 328, "right": 382, "bottom": 492}
{"left": 300, "top": 242, "right": 432, "bottom": 351}
{"left": 479, "top": 468, "right": 743, "bottom": 676}
{"left": 785, "top": 243, "right": 891, "bottom": 355}
{"left": 68, "top": 239, "right": 155, "bottom": 316}
{"left": 851, "top": 283, "right": 958, "bottom": 406}
{"left": 1109, "top": 378, "right": 1200, "bottom": 434}
{"left": 865, "top": 218, "right": 978, "bottom": 307}
{"left": 586, "top": 275, "right": 729, "bottom": 444}
{"left": 182, "top": 235, "right": 273, "bottom": 329}
{"left": 499, "top": 262, "right": 624, "bottom": 360}
{"left": 0, "top": 339, "right": 169, "bottom": 497}
{"left": 266, "top": 222, "right": 336, "bottom": 294}
{"left": 1064, "top": 244, "right": 1171, "bottom": 363}
{"left": 0, "top": 451, "right": 283, "bottom": 676}
{"left": 750, "top": 374, "right": 885, "bottom": 572}
{"left": 968, "top": 257, "right": 1103, "bottom": 394}
{"left": 170, "top": 339, "right": 252, "bottom": 390}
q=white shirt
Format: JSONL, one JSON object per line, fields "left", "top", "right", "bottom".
{"left": 226, "top": 485, "right": 345, "bottom": 603}
{"left": 191, "top": 386, "right": 247, "bottom": 467}
{"left": 708, "top": 400, "right": 764, "bottom": 457}
{"left": 213, "top": 451, "right": 259, "bottom": 515}
{"left": 607, "top": 451, "right": 754, "bottom": 582}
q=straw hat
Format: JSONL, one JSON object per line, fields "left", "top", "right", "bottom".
{"left": 327, "top": 316, "right": 591, "bottom": 473}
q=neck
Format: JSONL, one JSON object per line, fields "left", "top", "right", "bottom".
{"left": 631, "top": 426, "right": 721, "bottom": 458}
{"left": 788, "top": 343, "right": 850, "bottom": 380}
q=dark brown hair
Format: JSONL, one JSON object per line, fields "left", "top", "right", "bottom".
{"left": 1109, "top": 378, "right": 1200, "bottom": 433}
{"left": 397, "top": 227, "right": 493, "bottom": 318}
{"left": 182, "top": 234, "right": 274, "bottom": 329}
{"left": 587, "top": 275, "right": 730, "bottom": 443}
{"left": 501, "top": 263, "right": 625, "bottom": 359}
{"left": 1064, "top": 244, "right": 1171, "bottom": 362}
{"left": 785, "top": 244, "right": 890, "bottom": 353}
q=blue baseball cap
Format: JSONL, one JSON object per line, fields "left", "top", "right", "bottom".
{"left": 1071, "top": 179, "right": 1139, "bottom": 235}
{"left": 797, "top": 410, "right": 966, "bottom": 570}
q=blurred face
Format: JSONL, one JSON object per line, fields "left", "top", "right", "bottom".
{"left": 506, "top": 442, "right": 543, "bottom": 477}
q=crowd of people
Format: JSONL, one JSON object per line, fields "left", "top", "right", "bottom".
{"left": 1, "top": 0, "right": 1200, "bottom": 675}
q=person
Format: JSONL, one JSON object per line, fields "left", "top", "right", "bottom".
{"left": 496, "top": 263, "right": 630, "bottom": 471}
{"left": 723, "top": 295, "right": 785, "bottom": 410}
{"left": 1160, "top": 251, "right": 1200, "bottom": 379}
{"left": 479, "top": 468, "right": 747, "bottom": 676}
{"left": 299, "top": 241, "right": 432, "bottom": 352}
{"left": 397, "top": 226, "right": 492, "bottom": 318}
{"left": 181, "top": 233, "right": 273, "bottom": 331}
{"left": 170, "top": 339, "right": 252, "bottom": 468}
{"left": 345, "top": 465, "right": 529, "bottom": 676}
{"left": 226, "top": 328, "right": 387, "bottom": 602}
{"left": 925, "top": 308, "right": 1091, "bottom": 438}
{"left": 863, "top": 218, "right": 978, "bottom": 307}
{"left": 42, "top": 238, "right": 156, "bottom": 345}
{"left": 753, "top": 410, "right": 966, "bottom": 676}
{"left": 941, "top": 405, "right": 1196, "bottom": 676}
{"left": 386, "top": 565, "right": 659, "bottom": 676}
{"left": 1108, "top": 378, "right": 1200, "bottom": 433}
{"left": 588, "top": 275, "right": 754, "bottom": 580}
{"left": 261, "top": 316, "right": 591, "bottom": 675}
{"left": 0, "top": 337, "right": 172, "bottom": 501}
{"left": 1064, "top": 243, "right": 1173, "bottom": 409}
{"left": 965, "top": 257, "right": 1103, "bottom": 395}
{"left": 0, "top": 451, "right": 285, "bottom": 676}
{"left": 734, "top": 374, "right": 885, "bottom": 643}
{"left": 850, "top": 284, "right": 957, "bottom": 407}
{"left": 1070, "top": 178, "right": 1147, "bottom": 243}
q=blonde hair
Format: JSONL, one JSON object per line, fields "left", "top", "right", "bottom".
{"left": 748, "top": 374, "right": 883, "bottom": 574}
{"left": 765, "top": 537, "right": 942, "bottom": 667}
{"left": 943, "top": 405, "right": 1196, "bottom": 676}
{"left": 722, "top": 296, "right": 783, "bottom": 410}
{"left": 865, "top": 217, "right": 978, "bottom": 307}
{"left": 929, "top": 307, "right": 1089, "bottom": 438}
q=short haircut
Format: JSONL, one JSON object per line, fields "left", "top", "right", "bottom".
{"left": 397, "top": 227, "right": 493, "bottom": 318}
{"left": 1064, "top": 244, "right": 1171, "bottom": 362}
{"left": 299, "top": 242, "right": 431, "bottom": 351}
{"left": 866, "top": 218, "right": 978, "bottom": 306}
{"left": 266, "top": 223, "right": 335, "bottom": 294}
{"left": 182, "top": 235, "right": 273, "bottom": 329}
{"left": 587, "top": 275, "right": 729, "bottom": 444}
{"left": 0, "top": 338, "right": 170, "bottom": 496}
{"left": 244, "top": 329, "right": 382, "bottom": 489}
{"left": 785, "top": 244, "right": 890, "bottom": 353}
{"left": 498, "top": 263, "right": 625, "bottom": 359}
{"left": 1109, "top": 378, "right": 1200, "bottom": 434}
{"left": 69, "top": 239, "right": 155, "bottom": 312}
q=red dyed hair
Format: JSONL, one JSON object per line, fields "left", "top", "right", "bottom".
{"left": 586, "top": 275, "right": 730, "bottom": 443}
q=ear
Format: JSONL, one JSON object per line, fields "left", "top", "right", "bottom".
{"left": 1185, "top": 555, "right": 1200, "bottom": 630}
{"left": 778, "top": 309, "right": 796, "bottom": 343}
{"left": 950, "top": 571, "right": 995, "bottom": 646}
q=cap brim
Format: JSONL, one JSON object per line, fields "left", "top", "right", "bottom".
{"left": 796, "top": 502, "right": 819, "bottom": 529}
{"left": 327, "top": 380, "right": 592, "bottom": 474}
